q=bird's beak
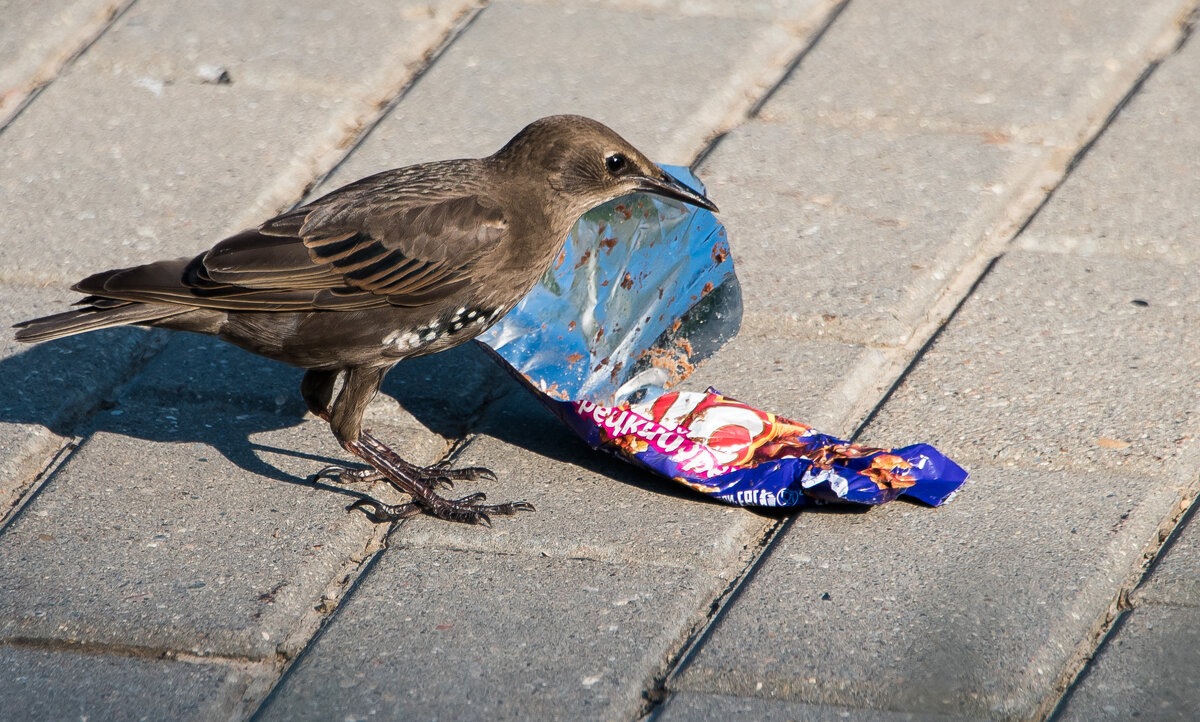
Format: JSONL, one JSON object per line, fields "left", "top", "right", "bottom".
{"left": 634, "top": 170, "right": 719, "bottom": 213}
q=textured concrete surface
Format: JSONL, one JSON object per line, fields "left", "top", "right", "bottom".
{"left": 0, "top": 337, "right": 409, "bottom": 660}
{"left": 676, "top": 335, "right": 874, "bottom": 437}
{"left": 0, "top": 284, "right": 158, "bottom": 519}
{"left": 1, "top": 0, "right": 1198, "bottom": 719}
{"left": 392, "top": 383, "right": 767, "bottom": 568}
{"left": 256, "top": 547, "right": 716, "bottom": 722}
{"left": 1135, "top": 507, "right": 1200, "bottom": 608}
{"left": 0, "top": 0, "right": 471, "bottom": 283}
{"left": 696, "top": 120, "right": 1036, "bottom": 346}
{"left": 1018, "top": 20, "right": 1200, "bottom": 265}
{"left": 861, "top": 251, "right": 1200, "bottom": 477}
{"left": 654, "top": 692, "right": 983, "bottom": 722}
{"left": 668, "top": 464, "right": 1177, "bottom": 719}
{"left": 760, "top": 0, "right": 1186, "bottom": 138}
{"left": 1054, "top": 496, "right": 1200, "bottom": 722}
{"left": 0, "top": 416, "right": 378, "bottom": 659}
{"left": 315, "top": 0, "right": 789, "bottom": 188}
{"left": 0, "top": 644, "right": 259, "bottom": 722}
{"left": 0, "top": 0, "right": 125, "bottom": 125}
{"left": 1056, "top": 606, "right": 1200, "bottom": 721}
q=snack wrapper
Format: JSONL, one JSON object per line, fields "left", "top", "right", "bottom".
{"left": 478, "top": 167, "right": 966, "bottom": 507}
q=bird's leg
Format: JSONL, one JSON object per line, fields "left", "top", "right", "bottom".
{"left": 301, "top": 368, "right": 490, "bottom": 490}
{"left": 319, "top": 367, "right": 534, "bottom": 525}
{"left": 302, "top": 369, "right": 389, "bottom": 484}
{"left": 300, "top": 368, "right": 340, "bottom": 421}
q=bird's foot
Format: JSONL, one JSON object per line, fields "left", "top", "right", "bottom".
{"left": 349, "top": 491, "right": 533, "bottom": 525}
{"left": 342, "top": 433, "right": 534, "bottom": 526}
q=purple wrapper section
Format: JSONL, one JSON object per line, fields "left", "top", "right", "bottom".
{"left": 555, "top": 394, "right": 967, "bottom": 509}
{"left": 476, "top": 357, "right": 968, "bottom": 509}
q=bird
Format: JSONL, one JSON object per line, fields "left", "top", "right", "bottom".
{"left": 14, "top": 115, "right": 719, "bottom": 526}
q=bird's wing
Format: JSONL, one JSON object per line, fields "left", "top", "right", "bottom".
{"left": 74, "top": 165, "right": 508, "bottom": 312}
{"left": 292, "top": 191, "right": 507, "bottom": 308}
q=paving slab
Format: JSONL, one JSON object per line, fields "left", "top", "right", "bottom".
{"left": 655, "top": 691, "right": 981, "bottom": 721}
{"left": 0, "top": 644, "right": 259, "bottom": 722}
{"left": 862, "top": 250, "right": 1200, "bottom": 478}
{"left": 670, "top": 463, "right": 1178, "bottom": 719}
{"left": 1018, "top": 23, "right": 1200, "bottom": 264}
{"left": 1, "top": 284, "right": 159, "bottom": 520}
{"left": 0, "top": 0, "right": 124, "bottom": 125}
{"left": 0, "top": 0, "right": 469, "bottom": 285}
{"left": 758, "top": 0, "right": 1186, "bottom": 139}
{"left": 1133, "top": 504, "right": 1200, "bottom": 608}
{"left": 257, "top": 546, "right": 714, "bottom": 722}
{"left": 1056, "top": 606, "right": 1200, "bottom": 721}
{"left": 0, "top": 334, "right": 444, "bottom": 660}
{"left": 695, "top": 120, "right": 1036, "bottom": 346}
{"left": 316, "top": 0, "right": 793, "bottom": 189}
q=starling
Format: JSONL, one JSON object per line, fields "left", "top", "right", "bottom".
{"left": 14, "top": 115, "right": 718, "bottom": 525}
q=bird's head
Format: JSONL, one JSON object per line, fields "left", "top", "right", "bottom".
{"left": 492, "top": 115, "right": 718, "bottom": 222}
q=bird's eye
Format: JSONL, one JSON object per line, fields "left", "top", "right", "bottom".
{"left": 605, "top": 153, "right": 628, "bottom": 174}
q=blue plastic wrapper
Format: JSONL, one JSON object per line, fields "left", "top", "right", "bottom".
{"left": 478, "top": 166, "right": 967, "bottom": 508}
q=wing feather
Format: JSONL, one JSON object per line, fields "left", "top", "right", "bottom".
{"left": 72, "top": 159, "right": 507, "bottom": 314}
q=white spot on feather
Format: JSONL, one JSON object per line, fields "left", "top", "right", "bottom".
{"left": 387, "top": 331, "right": 422, "bottom": 350}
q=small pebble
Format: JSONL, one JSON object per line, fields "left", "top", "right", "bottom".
{"left": 196, "top": 64, "right": 232, "bottom": 85}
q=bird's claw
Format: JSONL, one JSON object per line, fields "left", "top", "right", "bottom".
{"left": 427, "top": 463, "right": 497, "bottom": 483}
{"left": 314, "top": 465, "right": 380, "bottom": 485}
{"left": 347, "top": 497, "right": 424, "bottom": 523}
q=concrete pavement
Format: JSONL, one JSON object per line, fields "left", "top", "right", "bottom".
{"left": 1, "top": 1, "right": 1197, "bottom": 720}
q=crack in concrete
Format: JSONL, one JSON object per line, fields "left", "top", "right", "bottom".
{"left": 240, "top": 521, "right": 390, "bottom": 721}
{"left": 0, "top": 437, "right": 77, "bottom": 533}
{"left": 641, "top": 516, "right": 784, "bottom": 721}
{"left": 689, "top": 0, "right": 851, "bottom": 172}
{"left": 1, "top": 330, "right": 170, "bottom": 530}
{"left": 258, "top": 2, "right": 488, "bottom": 222}
{"left": 0, "top": 0, "right": 137, "bottom": 134}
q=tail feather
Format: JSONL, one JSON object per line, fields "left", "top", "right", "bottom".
{"left": 13, "top": 301, "right": 189, "bottom": 343}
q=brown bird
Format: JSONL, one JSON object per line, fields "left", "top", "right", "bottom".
{"left": 14, "top": 115, "right": 718, "bottom": 525}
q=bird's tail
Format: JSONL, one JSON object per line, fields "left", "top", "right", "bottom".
{"left": 13, "top": 299, "right": 188, "bottom": 343}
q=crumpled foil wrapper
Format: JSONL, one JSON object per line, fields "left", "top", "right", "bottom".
{"left": 478, "top": 166, "right": 966, "bottom": 507}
